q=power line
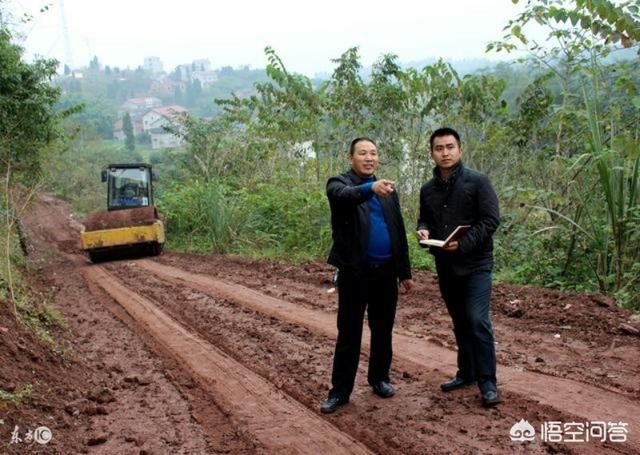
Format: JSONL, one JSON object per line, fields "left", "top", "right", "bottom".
{"left": 60, "top": 0, "right": 73, "bottom": 68}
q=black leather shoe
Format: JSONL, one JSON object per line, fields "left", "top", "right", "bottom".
{"left": 320, "top": 395, "right": 348, "bottom": 414}
{"left": 482, "top": 390, "right": 502, "bottom": 407}
{"left": 440, "top": 376, "right": 476, "bottom": 392}
{"left": 371, "top": 381, "right": 395, "bottom": 398}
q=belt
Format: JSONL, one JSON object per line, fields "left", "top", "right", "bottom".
{"left": 365, "top": 261, "right": 393, "bottom": 271}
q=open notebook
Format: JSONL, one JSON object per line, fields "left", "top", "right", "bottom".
{"left": 419, "top": 225, "right": 471, "bottom": 248}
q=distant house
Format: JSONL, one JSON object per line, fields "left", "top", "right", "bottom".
{"left": 192, "top": 59, "right": 212, "bottom": 72}
{"left": 175, "top": 64, "right": 192, "bottom": 81}
{"left": 150, "top": 79, "right": 186, "bottom": 96}
{"left": 142, "top": 105, "right": 188, "bottom": 149}
{"left": 118, "top": 97, "right": 162, "bottom": 122}
{"left": 174, "top": 59, "right": 213, "bottom": 81}
{"left": 143, "top": 56, "right": 164, "bottom": 74}
{"left": 191, "top": 70, "right": 218, "bottom": 87}
{"left": 142, "top": 105, "right": 188, "bottom": 131}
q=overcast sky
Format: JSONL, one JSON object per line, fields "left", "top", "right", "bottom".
{"left": 8, "top": 0, "right": 524, "bottom": 76}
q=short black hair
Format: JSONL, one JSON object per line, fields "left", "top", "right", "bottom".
{"left": 349, "top": 137, "right": 377, "bottom": 156}
{"left": 429, "top": 127, "right": 461, "bottom": 150}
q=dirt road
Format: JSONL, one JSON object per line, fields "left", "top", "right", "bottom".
{"left": 5, "top": 193, "right": 640, "bottom": 454}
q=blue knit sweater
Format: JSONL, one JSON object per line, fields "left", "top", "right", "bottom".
{"left": 360, "top": 179, "right": 392, "bottom": 263}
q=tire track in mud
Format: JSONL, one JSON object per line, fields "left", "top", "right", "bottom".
{"left": 137, "top": 259, "right": 640, "bottom": 452}
{"left": 112, "top": 263, "right": 532, "bottom": 454}
{"left": 82, "top": 265, "right": 372, "bottom": 454}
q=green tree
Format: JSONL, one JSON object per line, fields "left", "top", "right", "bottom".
{"left": 0, "top": 27, "right": 68, "bottom": 316}
{"left": 324, "top": 47, "right": 367, "bottom": 175}
{"left": 185, "top": 79, "right": 202, "bottom": 107}
{"left": 89, "top": 55, "right": 100, "bottom": 71}
{"left": 123, "top": 112, "right": 135, "bottom": 152}
{"left": 488, "top": 0, "right": 640, "bottom": 157}
{"left": 159, "top": 33, "right": 638, "bottom": 306}
{"left": 174, "top": 86, "right": 183, "bottom": 104}
{"left": 489, "top": 0, "right": 640, "bottom": 305}
{"left": 217, "top": 46, "right": 325, "bottom": 182}
{"left": 364, "top": 53, "right": 406, "bottom": 172}
{"left": 56, "top": 93, "right": 115, "bottom": 139}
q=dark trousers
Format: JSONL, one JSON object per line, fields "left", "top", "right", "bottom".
{"left": 437, "top": 265, "right": 497, "bottom": 393}
{"left": 329, "top": 265, "right": 398, "bottom": 399}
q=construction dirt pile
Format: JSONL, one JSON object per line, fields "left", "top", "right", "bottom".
{"left": 83, "top": 206, "right": 158, "bottom": 231}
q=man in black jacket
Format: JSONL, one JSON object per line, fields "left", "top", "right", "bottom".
{"left": 416, "top": 127, "right": 501, "bottom": 407}
{"left": 321, "top": 137, "right": 414, "bottom": 414}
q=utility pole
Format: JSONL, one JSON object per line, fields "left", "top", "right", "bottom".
{"left": 59, "top": 0, "right": 73, "bottom": 69}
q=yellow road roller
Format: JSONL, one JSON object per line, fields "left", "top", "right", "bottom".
{"left": 80, "top": 163, "right": 165, "bottom": 262}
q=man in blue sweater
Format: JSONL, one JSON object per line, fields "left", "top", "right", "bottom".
{"left": 321, "top": 137, "right": 414, "bottom": 414}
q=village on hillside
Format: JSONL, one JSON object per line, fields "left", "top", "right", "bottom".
{"left": 61, "top": 56, "right": 254, "bottom": 150}
{"left": 110, "top": 57, "right": 217, "bottom": 149}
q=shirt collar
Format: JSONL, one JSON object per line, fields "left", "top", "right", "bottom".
{"left": 348, "top": 169, "right": 376, "bottom": 184}
{"left": 433, "top": 162, "right": 463, "bottom": 187}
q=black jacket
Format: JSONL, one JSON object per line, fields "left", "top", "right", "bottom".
{"left": 327, "top": 170, "right": 412, "bottom": 281}
{"left": 417, "top": 163, "right": 500, "bottom": 275}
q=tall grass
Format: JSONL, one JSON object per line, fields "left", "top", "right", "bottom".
{"left": 584, "top": 95, "right": 640, "bottom": 301}
{"left": 531, "top": 93, "right": 640, "bottom": 307}
{"left": 157, "top": 180, "right": 334, "bottom": 262}
{"left": 159, "top": 181, "right": 243, "bottom": 253}
{"left": 236, "top": 182, "right": 332, "bottom": 261}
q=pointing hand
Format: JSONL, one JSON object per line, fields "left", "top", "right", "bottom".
{"left": 372, "top": 179, "right": 394, "bottom": 197}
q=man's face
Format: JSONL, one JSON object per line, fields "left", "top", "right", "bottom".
{"left": 430, "top": 135, "right": 463, "bottom": 171}
{"left": 350, "top": 140, "right": 379, "bottom": 177}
